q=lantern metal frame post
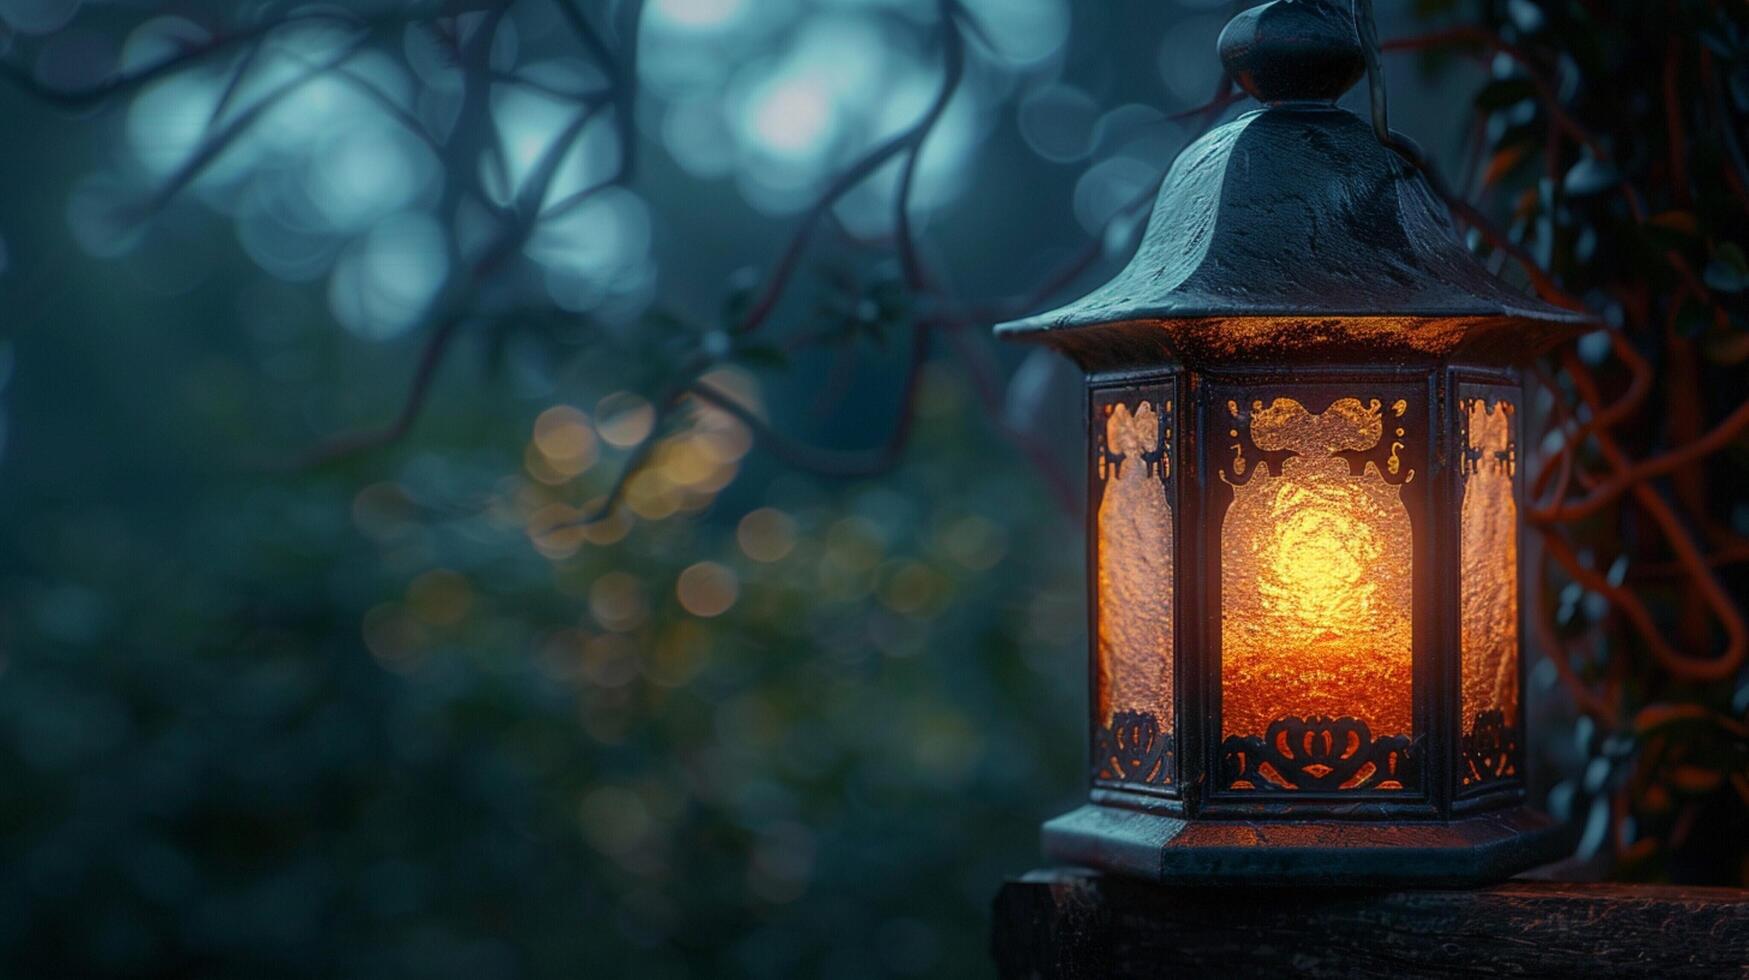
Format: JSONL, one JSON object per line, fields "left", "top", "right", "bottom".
{"left": 997, "top": 0, "right": 1586, "bottom": 885}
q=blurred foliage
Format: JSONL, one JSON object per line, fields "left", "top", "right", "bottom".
{"left": 0, "top": 354, "right": 1083, "bottom": 977}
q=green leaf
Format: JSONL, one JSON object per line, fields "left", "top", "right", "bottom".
{"left": 1474, "top": 77, "right": 1537, "bottom": 111}
{"left": 1704, "top": 243, "right": 1749, "bottom": 293}
{"left": 1705, "top": 259, "right": 1747, "bottom": 294}
{"left": 1564, "top": 156, "right": 1619, "bottom": 197}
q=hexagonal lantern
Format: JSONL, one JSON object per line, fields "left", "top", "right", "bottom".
{"left": 996, "top": 0, "right": 1586, "bottom": 884}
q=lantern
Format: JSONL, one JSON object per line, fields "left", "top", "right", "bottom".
{"left": 997, "top": 0, "right": 1586, "bottom": 884}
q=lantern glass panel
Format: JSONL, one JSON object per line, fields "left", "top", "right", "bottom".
{"left": 1459, "top": 392, "right": 1521, "bottom": 788}
{"left": 1220, "top": 395, "right": 1415, "bottom": 791}
{"left": 1093, "top": 395, "right": 1175, "bottom": 787}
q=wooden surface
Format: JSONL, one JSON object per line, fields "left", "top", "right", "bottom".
{"left": 992, "top": 868, "right": 1749, "bottom": 978}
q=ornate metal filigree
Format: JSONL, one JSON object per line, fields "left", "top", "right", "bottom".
{"left": 1221, "top": 715, "right": 1415, "bottom": 791}
{"left": 1094, "top": 710, "right": 1175, "bottom": 787}
{"left": 1458, "top": 397, "right": 1518, "bottom": 478}
{"left": 1460, "top": 708, "right": 1521, "bottom": 789}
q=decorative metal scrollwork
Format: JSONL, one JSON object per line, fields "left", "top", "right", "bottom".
{"left": 1221, "top": 715, "right": 1415, "bottom": 791}
{"left": 1460, "top": 708, "right": 1520, "bottom": 788}
{"left": 1094, "top": 710, "right": 1175, "bottom": 787}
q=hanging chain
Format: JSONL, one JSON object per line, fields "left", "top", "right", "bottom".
{"left": 1350, "top": 0, "right": 1392, "bottom": 146}
{"left": 1349, "top": 0, "right": 1460, "bottom": 204}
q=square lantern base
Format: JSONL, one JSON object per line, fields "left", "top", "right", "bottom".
{"left": 1042, "top": 804, "right": 1571, "bottom": 887}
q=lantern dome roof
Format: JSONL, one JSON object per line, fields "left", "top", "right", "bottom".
{"left": 994, "top": 0, "right": 1588, "bottom": 368}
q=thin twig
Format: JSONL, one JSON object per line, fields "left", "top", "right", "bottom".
{"left": 1551, "top": 349, "right": 1749, "bottom": 683}
{"left": 894, "top": 2, "right": 966, "bottom": 293}
{"left": 270, "top": 306, "right": 467, "bottom": 469}
{"left": 1360, "top": 5, "right": 1588, "bottom": 310}
{"left": 0, "top": 2, "right": 496, "bottom": 107}
{"left": 694, "top": 327, "right": 930, "bottom": 479}
{"left": 1382, "top": 26, "right": 1648, "bottom": 221}
{"left": 552, "top": 0, "right": 617, "bottom": 75}
{"left": 555, "top": 374, "right": 700, "bottom": 527}
{"left": 1534, "top": 351, "right": 1749, "bottom": 525}
{"left": 732, "top": 3, "right": 970, "bottom": 337}
{"left": 945, "top": 327, "right": 1077, "bottom": 516}
{"left": 282, "top": 51, "right": 439, "bottom": 150}
{"left": 207, "top": 40, "right": 268, "bottom": 127}
{"left": 141, "top": 39, "right": 367, "bottom": 217}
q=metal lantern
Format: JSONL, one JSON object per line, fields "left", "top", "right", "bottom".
{"left": 996, "top": 0, "right": 1586, "bottom": 884}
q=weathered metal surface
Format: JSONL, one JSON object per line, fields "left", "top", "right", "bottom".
{"left": 1219, "top": 0, "right": 1367, "bottom": 105}
{"left": 1041, "top": 804, "right": 1569, "bottom": 886}
{"left": 993, "top": 0, "right": 1587, "bottom": 370}
{"left": 995, "top": 105, "right": 1582, "bottom": 367}
{"left": 993, "top": 869, "right": 1749, "bottom": 978}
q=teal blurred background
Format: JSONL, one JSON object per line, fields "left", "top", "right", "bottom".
{"left": 0, "top": 1, "right": 1448, "bottom": 976}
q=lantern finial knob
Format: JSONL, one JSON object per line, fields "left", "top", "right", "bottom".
{"left": 1217, "top": 0, "right": 1366, "bottom": 105}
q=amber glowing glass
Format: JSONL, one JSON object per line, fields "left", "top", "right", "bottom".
{"left": 1459, "top": 393, "right": 1521, "bottom": 787}
{"left": 1220, "top": 396, "right": 1414, "bottom": 791}
{"left": 1093, "top": 396, "right": 1175, "bottom": 787}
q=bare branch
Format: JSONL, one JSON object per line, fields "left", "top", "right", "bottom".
{"left": 1381, "top": 25, "right": 1648, "bottom": 221}
{"left": 552, "top": 0, "right": 618, "bottom": 74}
{"left": 281, "top": 52, "right": 440, "bottom": 150}
{"left": 945, "top": 327, "right": 1077, "bottom": 517}
{"left": 0, "top": 2, "right": 498, "bottom": 107}
{"left": 1356, "top": 3, "right": 1588, "bottom": 311}
{"left": 491, "top": 69, "right": 610, "bottom": 105}
{"left": 1528, "top": 550, "right": 1616, "bottom": 721}
{"left": 268, "top": 305, "right": 468, "bottom": 469}
{"left": 699, "top": 326, "right": 931, "bottom": 479}
{"left": 1546, "top": 349, "right": 1749, "bottom": 684}
{"left": 140, "top": 39, "right": 367, "bottom": 217}
{"left": 894, "top": 1, "right": 966, "bottom": 293}
{"left": 733, "top": 2, "right": 969, "bottom": 336}
{"left": 513, "top": 103, "right": 603, "bottom": 221}
{"left": 0, "top": 11, "right": 349, "bottom": 107}
{"left": 206, "top": 39, "right": 268, "bottom": 128}
{"left": 1530, "top": 328, "right": 1749, "bottom": 525}
{"left": 554, "top": 377, "right": 699, "bottom": 528}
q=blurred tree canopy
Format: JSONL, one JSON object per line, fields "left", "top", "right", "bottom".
{"left": 0, "top": 0, "right": 1744, "bottom": 978}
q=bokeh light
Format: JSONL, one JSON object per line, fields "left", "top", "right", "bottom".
{"left": 590, "top": 571, "right": 650, "bottom": 633}
{"left": 594, "top": 392, "right": 656, "bottom": 449}
{"left": 649, "top": 0, "right": 751, "bottom": 32}
{"left": 0, "top": 0, "right": 82, "bottom": 36}
{"left": 745, "top": 71, "right": 835, "bottom": 158}
{"left": 738, "top": 508, "right": 797, "bottom": 563}
{"left": 677, "top": 561, "right": 739, "bottom": 618}
{"left": 327, "top": 211, "right": 450, "bottom": 339}
{"left": 531, "top": 405, "right": 598, "bottom": 477}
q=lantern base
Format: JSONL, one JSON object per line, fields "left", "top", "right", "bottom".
{"left": 1042, "top": 804, "right": 1570, "bottom": 886}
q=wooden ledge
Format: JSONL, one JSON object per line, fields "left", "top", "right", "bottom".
{"left": 992, "top": 868, "right": 1749, "bottom": 978}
